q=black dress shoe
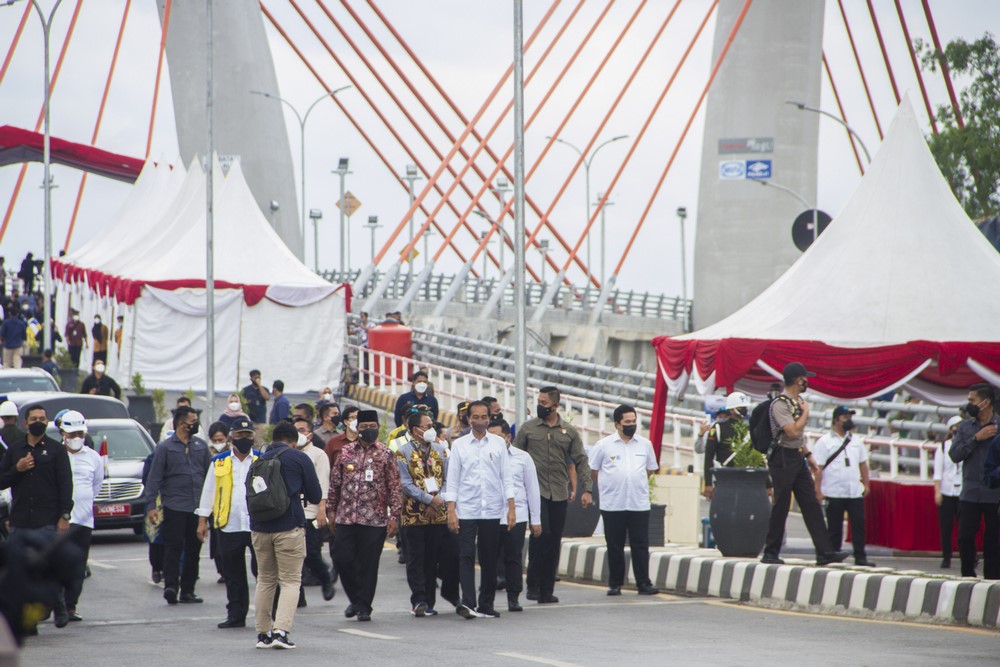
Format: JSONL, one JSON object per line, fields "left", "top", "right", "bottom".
{"left": 179, "top": 593, "right": 204, "bottom": 604}
{"left": 537, "top": 595, "right": 559, "bottom": 604}
{"left": 607, "top": 586, "right": 622, "bottom": 596}
{"left": 53, "top": 606, "right": 69, "bottom": 628}
{"left": 67, "top": 611, "right": 83, "bottom": 622}
{"left": 357, "top": 610, "right": 371, "bottom": 622}
{"left": 217, "top": 618, "right": 245, "bottom": 629}
{"left": 816, "top": 551, "right": 850, "bottom": 566}
{"left": 760, "top": 554, "right": 785, "bottom": 565}
{"left": 941, "top": 558, "right": 951, "bottom": 569}
{"left": 525, "top": 587, "right": 539, "bottom": 601}
{"left": 345, "top": 604, "right": 358, "bottom": 618}
{"left": 854, "top": 558, "right": 877, "bottom": 568}
{"left": 164, "top": 587, "right": 178, "bottom": 605}
{"left": 508, "top": 599, "right": 523, "bottom": 612}
{"left": 637, "top": 584, "right": 660, "bottom": 596}
{"left": 152, "top": 570, "right": 163, "bottom": 584}
{"left": 322, "top": 582, "right": 336, "bottom": 601}
{"left": 217, "top": 576, "right": 226, "bottom": 584}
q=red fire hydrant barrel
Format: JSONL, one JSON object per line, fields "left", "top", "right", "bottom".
{"left": 367, "top": 322, "right": 413, "bottom": 386}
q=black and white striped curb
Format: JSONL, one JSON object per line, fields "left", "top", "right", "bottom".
{"left": 558, "top": 541, "right": 1000, "bottom": 629}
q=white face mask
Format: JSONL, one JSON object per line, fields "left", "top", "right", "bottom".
{"left": 72, "top": 315, "right": 79, "bottom": 322}
{"left": 346, "top": 419, "right": 357, "bottom": 433}
{"left": 66, "top": 437, "right": 85, "bottom": 452}
{"left": 414, "top": 382, "right": 428, "bottom": 394}
{"left": 421, "top": 427, "right": 437, "bottom": 444}
{"left": 210, "top": 441, "right": 227, "bottom": 452}
{"left": 322, "top": 392, "right": 332, "bottom": 401}
{"left": 94, "top": 364, "right": 106, "bottom": 374}
{"left": 227, "top": 401, "right": 241, "bottom": 412}
{"left": 296, "top": 432, "right": 308, "bottom": 448}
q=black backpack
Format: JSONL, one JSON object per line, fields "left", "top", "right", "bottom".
{"left": 245, "top": 447, "right": 291, "bottom": 523}
{"left": 749, "top": 396, "right": 793, "bottom": 454}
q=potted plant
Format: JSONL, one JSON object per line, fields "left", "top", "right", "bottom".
{"left": 648, "top": 474, "right": 666, "bottom": 547}
{"left": 127, "top": 372, "right": 156, "bottom": 431}
{"left": 150, "top": 388, "right": 167, "bottom": 441}
{"left": 53, "top": 346, "right": 81, "bottom": 392}
{"left": 708, "top": 421, "right": 772, "bottom": 557}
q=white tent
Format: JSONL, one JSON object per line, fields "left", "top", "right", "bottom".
{"left": 54, "top": 157, "right": 346, "bottom": 394}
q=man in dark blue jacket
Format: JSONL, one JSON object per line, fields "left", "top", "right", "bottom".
{"left": 393, "top": 371, "right": 439, "bottom": 427}
{"left": 250, "top": 421, "right": 322, "bottom": 650}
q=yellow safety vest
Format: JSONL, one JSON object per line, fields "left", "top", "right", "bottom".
{"left": 212, "top": 451, "right": 257, "bottom": 529}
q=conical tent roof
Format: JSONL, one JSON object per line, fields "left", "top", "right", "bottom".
{"left": 679, "top": 95, "right": 1000, "bottom": 346}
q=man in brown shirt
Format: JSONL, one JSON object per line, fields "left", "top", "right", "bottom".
{"left": 762, "top": 362, "right": 848, "bottom": 567}
{"left": 324, "top": 406, "right": 358, "bottom": 468}
{"left": 64, "top": 310, "right": 87, "bottom": 368}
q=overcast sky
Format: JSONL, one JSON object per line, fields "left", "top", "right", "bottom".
{"left": 1, "top": 1, "right": 997, "bottom": 295}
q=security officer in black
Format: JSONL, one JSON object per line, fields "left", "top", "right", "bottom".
{"left": 702, "top": 392, "right": 751, "bottom": 501}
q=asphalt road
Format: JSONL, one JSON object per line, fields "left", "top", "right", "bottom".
{"left": 16, "top": 529, "right": 998, "bottom": 667}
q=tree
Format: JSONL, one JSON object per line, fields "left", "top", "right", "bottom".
{"left": 917, "top": 33, "right": 1000, "bottom": 219}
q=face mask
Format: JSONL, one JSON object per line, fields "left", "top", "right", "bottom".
{"left": 493, "top": 411, "right": 503, "bottom": 420}
{"left": 843, "top": 420, "right": 855, "bottom": 431}
{"left": 421, "top": 427, "right": 438, "bottom": 444}
{"left": 359, "top": 428, "right": 379, "bottom": 444}
{"left": 330, "top": 414, "right": 342, "bottom": 425}
{"left": 66, "top": 437, "right": 85, "bottom": 452}
{"left": 227, "top": 401, "right": 241, "bottom": 412}
{"left": 28, "top": 421, "right": 47, "bottom": 437}
{"left": 322, "top": 393, "right": 333, "bottom": 401}
{"left": 296, "top": 432, "right": 308, "bottom": 448}
{"left": 536, "top": 404, "right": 552, "bottom": 420}
{"left": 94, "top": 364, "right": 106, "bottom": 374}
{"left": 187, "top": 421, "right": 200, "bottom": 434}
{"left": 346, "top": 419, "right": 358, "bottom": 433}
{"left": 211, "top": 441, "right": 226, "bottom": 452}
{"left": 414, "top": 382, "right": 428, "bottom": 394}
{"left": 72, "top": 315, "right": 79, "bottom": 322}
{"left": 622, "top": 424, "right": 637, "bottom": 438}
{"left": 232, "top": 437, "right": 254, "bottom": 454}
{"left": 967, "top": 399, "right": 985, "bottom": 418}
{"left": 94, "top": 317, "right": 101, "bottom": 324}
{"left": 799, "top": 379, "right": 809, "bottom": 392}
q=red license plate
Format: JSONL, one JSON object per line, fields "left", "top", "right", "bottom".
{"left": 95, "top": 503, "right": 130, "bottom": 517}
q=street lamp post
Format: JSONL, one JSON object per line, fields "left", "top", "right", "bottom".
{"left": 676, "top": 206, "right": 688, "bottom": 301}
{"left": 755, "top": 180, "right": 819, "bottom": 243}
{"left": 402, "top": 164, "right": 421, "bottom": 284}
{"left": 493, "top": 176, "right": 511, "bottom": 268}
{"left": 251, "top": 86, "right": 351, "bottom": 260}
{"left": 333, "top": 158, "right": 351, "bottom": 272}
{"left": 786, "top": 100, "right": 872, "bottom": 163}
{"left": 594, "top": 192, "right": 614, "bottom": 286}
{"left": 367, "top": 215, "right": 381, "bottom": 263}
{"left": 309, "top": 209, "right": 323, "bottom": 270}
{"left": 479, "top": 231, "right": 490, "bottom": 280}
{"left": 548, "top": 134, "right": 628, "bottom": 282}
{"left": 537, "top": 239, "right": 550, "bottom": 285}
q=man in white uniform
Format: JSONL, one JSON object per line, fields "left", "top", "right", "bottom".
{"left": 590, "top": 405, "right": 660, "bottom": 596}
{"left": 813, "top": 406, "right": 875, "bottom": 567}
{"left": 934, "top": 415, "right": 963, "bottom": 568}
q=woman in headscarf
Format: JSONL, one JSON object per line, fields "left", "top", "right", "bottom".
{"left": 217, "top": 393, "right": 249, "bottom": 430}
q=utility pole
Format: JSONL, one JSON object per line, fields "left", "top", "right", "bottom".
{"left": 309, "top": 209, "right": 323, "bottom": 270}
{"left": 403, "top": 164, "right": 421, "bottom": 284}
{"left": 513, "top": 0, "right": 527, "bottom": 427}
{"left": 676, "top": 206, "right": 688, "bottom": 301}
{"left": 595, "top": 192, "right": 614, "bottom": 286}
{"left": 333, "top": 158, "right": 351, "bottom": 270}
{"left": 367, "top": 215, "right": 381, "bottom": 263}
{"left": 206, "top": 0, "right": 215, "bottom": 408}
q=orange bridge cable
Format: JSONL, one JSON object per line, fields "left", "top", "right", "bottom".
{"left": 457, "top": 0, "right": 664, "bottom": 281}
{"left": 310, "top": 0, "right": 516, "bottom": 274}
{"left": 611, "top": 0, "right": 753, "bottom": 278}
{"left": 0, "top": 0, "right": 84, "bottom": 246}
{"left": 145, "top": 0, "right": 172, "bottom": 158}
{"left": 836, "top": 0, "right": 883, "bottom": 139}
{"left": 920, "top": 0, "right": 964, "bottom": 128}
{"left": 551, "top": 0, "right": 712, "bottom": 275}
{"left": 64, "top": 0, "right": 133, "bottom": 251}
{"left": 283, "top": 0, "right": 506, "bottom": 276}
{"left": 822, "top": 51, "right": 865, "bottom": 176}
{"left": 355, "top": 0, "right": 587, "bottom": 276}
{"left": 360, "top": 3, "right": 559, "bottom": 270}
{"left": 260, "top": 3, "right": 477, "bottom": 273}
{"left": 865, "top": 0, "right": 900, "bottom": 104}
{"left": 423, "top": 0, "right": 612, "bottom": 273}
{"left": 0, "top": 1, "right": 32, "bottom": 86}
{"left": 894, "top": 0, "right": 938, "bottom": 134}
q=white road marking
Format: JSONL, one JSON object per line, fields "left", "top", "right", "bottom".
{"left": 337, "top": 628, "right": 400, "bottom": 641}
{"left": 87, "top": 560, "right": 118, "bottom": 570}
{"left": 495, "top": 652, "right": 582, "bottom": 667}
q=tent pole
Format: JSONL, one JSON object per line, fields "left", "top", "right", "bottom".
{"left": 206, "top": 0, "right": 215, "bottom": 407}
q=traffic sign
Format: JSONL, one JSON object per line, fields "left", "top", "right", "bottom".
{"left": 337, "top": 192, "right": 361, "bottom": 217}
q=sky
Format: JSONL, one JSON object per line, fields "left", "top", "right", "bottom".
{"left": 1, "top": 0, "right": 998, "bottom": 297}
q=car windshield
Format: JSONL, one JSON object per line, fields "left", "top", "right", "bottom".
{"left": 89, "top": 426, "right": 153, "bottom": 461}
{"left": 0, "top": 376, "right": 59, "bottom": 392}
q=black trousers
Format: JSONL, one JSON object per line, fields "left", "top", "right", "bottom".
{"left": 208, "top": 524, "right": 224, "bottom": 576}
{"left": 527, "top": 498, "right": 567, "bottom": 597}
{"left": 401, "top": 523, "right": 457, "bottom": 608}
{"left": 218, "top": 530, "right": 257, "bottom": 621}
{"left": 500, "top": 522, "right": 527, "bottom": 598}
{"left": 458, "top": 519, "right": 501, "bottom": 610}
{"left": 302, "top": 522, "right": 332, "bottom": 598}
{"left": 764, "top": 448, "right": 832, "bottom": 558}
{"left": 68, "top": 345, "right": 82, "bottom": 368}
{"left": 958, "top": 500, "right": 1000, "bottom": 579}
{"left": 334, "top": 524, "right": 387, "bottom": 613}
{"left": 938, "top": 495, "right": 960, "bottom": 561}
{"left": 63, "top": 525, "right": 92, "bottom": 609}
{"left": 602, "top": 510, "right": 652, "bottom": 588}
{"left": 824, "top": 497, "right": 867, "bottom": 559}
{"left": 148, "top": 543, "right": 164, "bottom": 571}
{"left": 161, "top": 507, "right": 201, "bottom": 594}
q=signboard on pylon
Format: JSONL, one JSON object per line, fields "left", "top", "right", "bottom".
{"left": 337, "top": 191, "right": 361, "bottom": 217}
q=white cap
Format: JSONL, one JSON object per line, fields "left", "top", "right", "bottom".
{"left": 725, "top": 391, "right": 752, "bottom": 411}
{"left": 946, "top": 415, "right": 963, "bottom": 429}
{"left": 59, "top": 410, "right": 88, "bottom": 434}
{"left": 0, "top": 401, "right": 17, "bottom": 418}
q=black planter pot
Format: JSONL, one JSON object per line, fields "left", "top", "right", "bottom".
{"left": 648, "top": 504, "right": 666, "bottom": 547}
{"left": 128, "top": 394, "right": 156, "bottom": 430}
{"left": 58, "top": 368, "right": 81, "bottom": 392}
{"left": 709, "top": 468, "right": 771, "bottom": 557}
{"left": 149, "top": 422, "right": 164, "bottom": 441}
{"left": 22, "top": 354, "right": 42, "bottom": 369}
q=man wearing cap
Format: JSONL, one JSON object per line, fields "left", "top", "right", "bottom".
{"left": 446, "top": 401, "right": 471, "bottom": 442}
{"left": 934, "top": 415, "right": 963, "bottom": 569}
{"left": 196, "top": 416, "right": 260, "bottom": 628}
{"left": 327, "top": 409, "right": 403, "bottom": 622}
{"left": 762, "top": 363, "right": 848, "bottom": 566}
{"left": 59, "top": 410, "right": 105, "bottom": 621}
{"left": 0, "top": 400, "right": 24, "bottom": 452}
{"left": 812, "top": 407, "right": 875, "bottom": 567}
{"left": 703, "top": 391, "right": 751, "bottom": 501}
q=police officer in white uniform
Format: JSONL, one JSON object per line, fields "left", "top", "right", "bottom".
{"left": 934, "top": 415, "right": 963, "bottom": 568}
{"left": 812, "top": 406, "right": 875, "bottom": 567}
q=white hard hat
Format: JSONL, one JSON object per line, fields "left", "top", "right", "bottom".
{"left": 946, "top": 415, "right": 963, "bottom": 429}
{"left": 0, "top": 401, "right": 17, "bottom": 418}
{"left": 725, "top": 391, "right": 752, "bottom": 411}
{"left": 59, "top": 410, "right": 88, "bottom": 434}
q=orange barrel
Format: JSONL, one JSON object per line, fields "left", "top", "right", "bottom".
{"left": 367, "top": 322, "right": 413, "bottom": 386}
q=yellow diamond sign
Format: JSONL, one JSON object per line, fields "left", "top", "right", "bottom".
{"left": 337, "top": 192, "right": 361, "bottom": 218}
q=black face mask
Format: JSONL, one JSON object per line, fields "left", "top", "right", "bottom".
{"left": 187, "top": 421, "right": 200, "bottom": 435}
{"left": 843, "top": 420, "right": 855, "bottom": 431}
{"left": 536, "top": 404, "right": 552, "bottom": 420}
{"left": 330, "top": 415, "right": 342, "bottom": 425}
{"left": 232, "top": 437, "right": 254, "bottom": 454}
{"left": 967, "top": 401, "right": 983, "bottom": 418}
{"left": 799, "top": 379, "right": 809, "bottom": 392}
{"left": 359, "top": 428, "right": 379, "bottom": 444}
{"left": 622, "top": 424, "right": 637, "bottom": 438}
{"left": 27, "top": 421, "right": 47, "bottom": 437}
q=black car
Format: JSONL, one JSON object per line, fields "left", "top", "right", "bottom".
{"left": 4, "top": 392, "right": 130, "bottom": 421}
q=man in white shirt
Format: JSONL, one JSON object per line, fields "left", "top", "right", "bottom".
{"left": 196, "top": 417, "right": 259, "bottom": 628}
{"left": 590, "top": 405, "right": 660, "bottom": 596}
{"left": 813, "top": 406, "right": 875, "bottom": 567}
{"left": 292, "top": 416, "right": 335, "bottom": 606}
{"left": 60, "top": 410, "right": 105, "bottom": 621}
{"left": 489, "top": 420, "right": 541, "bottom": 612}
{"left": 934, "top": 415, "right": 963, "bottom": 568}
{"left": 443, "top": 401, "right": 516, "bottom": 619}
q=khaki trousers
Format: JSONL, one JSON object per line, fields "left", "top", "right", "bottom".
{"left": 252, "top": 527, "right": 306, "bottom": 633}
{"left": 2, "top": 346, "right": 23, "bottom": 369}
